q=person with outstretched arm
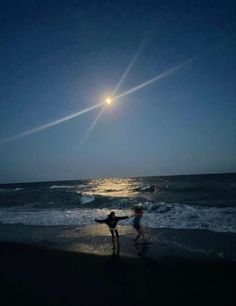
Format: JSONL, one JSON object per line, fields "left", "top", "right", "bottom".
{"left": 132, "top": 203, "right": 147, "bottom": 244}
{"left": 95, "top": 211, "right": 129, "bottom": 242}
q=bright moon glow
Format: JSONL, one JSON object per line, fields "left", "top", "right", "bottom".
{"left": 0, "top": 55, "right": 197, "bottom": 145}
{"left": 106, "top": 97, "right": 112, "bottom": 104}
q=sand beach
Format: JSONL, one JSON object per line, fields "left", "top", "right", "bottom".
{"left": 0, "top": 236, "right": 235, "bottom": 306}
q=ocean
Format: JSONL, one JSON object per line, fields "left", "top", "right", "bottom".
{"left": 0, "top": 173, "right": 235, "bottom": 260}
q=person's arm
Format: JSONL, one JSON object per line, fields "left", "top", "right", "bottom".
{"left": 95, "top": 218, "right": 107, "bottom": 224}
{"left": 116, "top": 216, "right": 129, "bottom": 221}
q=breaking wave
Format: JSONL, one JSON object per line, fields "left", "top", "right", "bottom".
{"left": 0, "top": 202, "right": 235, "bottom": 233}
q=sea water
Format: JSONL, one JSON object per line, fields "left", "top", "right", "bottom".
{"left": 0, "top": 173, "right": 235, "bottom": 260}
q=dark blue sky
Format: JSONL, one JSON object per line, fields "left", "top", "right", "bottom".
{"left": 0, "top": 0, "right": 235, "bottom": 183}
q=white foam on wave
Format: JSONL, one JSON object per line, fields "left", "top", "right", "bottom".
{"left": 78, "top": 184, "right": 89, "bottom": 189}
{"left": 0, "top": 188, "right": 24, "bottom": 192}
{"left": 143, "top": 202, "right": 236, "bottom": 233}
{"left": 0, "top": 204, "right": 235, "bottom": 233}
{"left": 139, "top": 185, "right": 151, "bottom": 191}
{"left": 50, "top": 185, "right": 76, "bottom": 189}
{"left": 80, "top": 195, "right": 95, "bottom": 204}
{"left": 0, "top": 208, "right": 128, "bottom": 226}
{"left": 49, "top": 184, "right": 89, "bottom": 190}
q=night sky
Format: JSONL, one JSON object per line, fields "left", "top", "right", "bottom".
{"left": 0, "top": 0, "right": 235, "bottom": 183}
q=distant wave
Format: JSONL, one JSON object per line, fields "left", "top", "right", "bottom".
{"left": 135, "top": 185, "right": 156, "bottom": 193}
{"left": 49, "top": 184, "right": 89, "bottom": 190}
{"left": 0, "top": 188, "right": 24, "bottom": 192}
{"left": 50, "top": 185, "right": 76, "bottom": 189}
{"left": 0, "top": 189, "right": 9, "bottom": 192}
{"left": 77, "top": 184, "right": 89, "bottom": 189}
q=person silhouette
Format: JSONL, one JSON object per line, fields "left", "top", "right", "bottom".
{"left": 95, "top": 211, "right": 129, "bottom": 242}
{"left": 132, "top": 203, "right": 147, "bottom": 244}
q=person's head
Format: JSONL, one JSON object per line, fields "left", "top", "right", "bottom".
{"left": 133, "top": 203, "right": 144, "bottom": 213}
{"left": 108, "top": 211, "right": 115, "bottom": 218}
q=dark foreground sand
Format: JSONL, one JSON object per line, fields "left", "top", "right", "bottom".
{"left": 0, "top": 241, "right": 235, "bottom": 306}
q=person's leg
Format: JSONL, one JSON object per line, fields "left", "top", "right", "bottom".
{"left": 133, "top": 227, "right": 141, "bottom": 242}
{"left": 139, "top": 228, "right": 147, "bottom": 243}
{"left": 110, "top": 229, "right": 115, "bottom": 243}
{"left": 114, "top": 229, "right": 120, "bottom": 242}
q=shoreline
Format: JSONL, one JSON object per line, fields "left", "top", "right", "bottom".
{"left": 0, "top": 240, "right": 235, "bottom": 306}
{"left": 0, "top": 223, "right": 235, "bottom": 262}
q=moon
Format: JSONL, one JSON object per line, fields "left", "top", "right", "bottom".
{"left": 105, "top": 97, "right": 112, "bottom": 104}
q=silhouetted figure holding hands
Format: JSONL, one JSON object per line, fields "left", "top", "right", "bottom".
{"left": 95, "top": 211, "right": 129, "bottom": 242}
{"left": 132, "top": 203, "right": 147, "bottom": 244}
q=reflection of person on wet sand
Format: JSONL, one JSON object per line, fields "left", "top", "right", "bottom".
{"left": 134, "top": 242, "right": 149, "bottom": 257}
{"left": 95, "top": 211, "right": 129, "bottom": 243}
{"left": 112, "top": 239, "right": 120, "bottom": 257}
{"left": 132, "top": 203, "right": 148, "bottom": 244}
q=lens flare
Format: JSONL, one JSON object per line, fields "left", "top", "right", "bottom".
{"left": 0, "top": 102, "right": 103, "bottom": 144}
{"left": 78, "top": 107, "right": 105, "bottom": 146}
{"left": 0, "top": 52, "right": 198, "bottom": 146}
{"left": 115, "top": 57, "right": 195, "bottom": 101}
{"left": 112, "top": 39, "right": 147, "bottom": 96}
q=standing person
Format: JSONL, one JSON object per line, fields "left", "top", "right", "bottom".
{"left": 132, "top": 203, "right": 147, "bottom": 244}
{"left": 95, "top": 211, "right": 129, "bottom": 242}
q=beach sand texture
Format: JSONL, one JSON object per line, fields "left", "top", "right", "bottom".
{"left": 0, "top": 241, "right": 235, "bottom": 306}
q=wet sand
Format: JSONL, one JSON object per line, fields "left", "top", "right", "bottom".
{"left": 0, "top": 224, "right": 236, "bottom": 261}
{"left": 0, "top": 241, "right": 235, "bottom": 306}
